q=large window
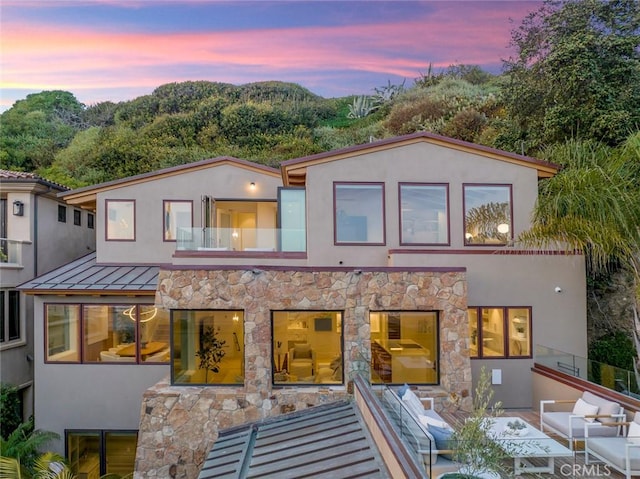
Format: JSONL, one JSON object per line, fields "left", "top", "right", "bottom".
{"left": 370, "top": 312, "right": 438, "bottom": 384}
{"left": 0, "top": 290, "right": 21, "bottom": 345}
{"left": 172, "top": 310, "right": 244, "bottom": 385}
{"left": 163, "top": 200, "right": 193, "bottom": 241}
{"left": 468, "top": 307, "right": 531, "bottom": 358}
{"left": 272, "top": 311, "right": 343, "bottom": 385}
{"left": 278, "top": 187, "right": 306, "bottom": 252}
{"left": 334, "top": 183, "right": 385, "bottom": 244}
{"left": 463, "top": 184, "right": 512, "bottom": 245}
{"left": 45, "top": 303, "right": 169, "bottom": 363}
{"left": 67, "top": 430, "right": 137, "bottom": 478}
{"left": 106, "top": 200, "right": 135, "bottom": 241}
{"left": 399, "top": 183, "right": 449, "bottom": 245}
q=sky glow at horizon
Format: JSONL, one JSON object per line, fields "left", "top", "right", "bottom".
{"left": 0, "top": 1, "right": 542, "bottom": 111}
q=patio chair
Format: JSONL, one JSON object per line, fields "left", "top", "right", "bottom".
{"left": 585, "top": 411, "right": 640, "bottom": 479}
{"left": 540, "top": 390, "right": 625, "bottom": 450}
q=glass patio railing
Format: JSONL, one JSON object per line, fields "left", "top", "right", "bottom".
{"left": 535, "top": 344, "right": 640, "bottom": 399}
{"left": 0, "top": 238, "right": 23, "bottom": 265}
{"left": 175, "top": 227, "right": 306, "bottom": 253}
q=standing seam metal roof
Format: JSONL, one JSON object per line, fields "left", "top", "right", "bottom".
{"left": 17, "top": 252, "right": 159, "bottom": 293}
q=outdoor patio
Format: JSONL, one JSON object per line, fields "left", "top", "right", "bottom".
{"left": 438, "top": 408, "right": 628, "bottom": 479}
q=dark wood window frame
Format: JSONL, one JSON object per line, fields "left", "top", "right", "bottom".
{"left": 468, "top": 306, "right": 532, "bottom": 359}
{"left": 333, "top": 181, "right": 386, "bottom": 246}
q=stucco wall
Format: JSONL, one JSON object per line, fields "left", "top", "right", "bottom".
{"left": 137, "top": 267, "right": 469, "bottom": 478}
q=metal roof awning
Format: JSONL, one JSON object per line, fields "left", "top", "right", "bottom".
{"left": 18, "top": 252, "right": 159, "bottom": 295}
{"left": 198, "top": 400, "right": 390, "bottom": 479}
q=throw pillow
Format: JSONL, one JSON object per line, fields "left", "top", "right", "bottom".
{"left": 419, "top": 414, "right": 451, "bottom": 431}
{"left": 397, "top": 383, "right": 410, "bottom": 399}
{"left": 572, "top": 397, "right": 599, "bottom": 423}
{"left": 628, "top": 421, "right": 640, "bottom": 444}
{"left": 402, "top": 389, "right": 425, "bottom": 419}
{"left": 427, "top": 424, "right": 455, "bottom": 460}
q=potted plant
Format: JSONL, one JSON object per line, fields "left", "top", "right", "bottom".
{"left": 438, "top": 368, "right": 507, "bottom": 479}
{"left": 196, "top": 326, "right": 226, "bottom": 383}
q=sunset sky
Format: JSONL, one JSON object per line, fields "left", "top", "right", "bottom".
{"left": 0, "top": 0, "right": 542, "bottom": 111}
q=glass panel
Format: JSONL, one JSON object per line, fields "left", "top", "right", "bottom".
{"left": 464, "top": 185, "right": 511, "bottom": 245}
{"left": 84, "top": 305, "right": 132, "bottom": 363}
{"left": 371, "top": 312, "right": 438, "bottom": 384}
{"left": 508, "top": 308, "right": 531, "bottom": 357}
{"left": 46, "top": 304, "right": 80, "bottom": 362}
{"left": 172, "top": 310, "right": 244, "bottom": 385}
{"left": 468, "top": 308, "right": 479, "bottom": 358}
{"left": 58, "top": 205, "right": 67, "bottom": 223}
{"left": 8, "top": 291, "right": 20, "bottom": 341}
{"left": 335, "top": 183, "right": 384, "bottom": 244}
{"left": 273, "top": 311, "right": 343, "bottom": 385}
{"left": 105, "top": 431, "right": 137, "bottom": 476}
{"left": 481, "top": 308, "right": 505, "bottom": 357}
{"left": 279, "top": 188, "right": 306, "bottom": 252}
{"left": 88, "top": 213, "right": 94, "bottom": 229}
{"left": 400, "top": 184, "right": 448, "bottom": 244}
{"left": 106, "top": 200, "right": 135, "bottom": 240}
{"left": 67, "top": 432, "right": 100, "bottom": 479}
{"left": 74, "top": 210, "right": 82, "bottom": 226}
{"left": 164, "top": 201, "right": 192, "bottom": 241}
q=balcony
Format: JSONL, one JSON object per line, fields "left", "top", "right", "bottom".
{"left": 0, "top": 238, "right": 24, "bottom": 266}
{"left": 175, "top": 227, "right": 306, "bottom": 254}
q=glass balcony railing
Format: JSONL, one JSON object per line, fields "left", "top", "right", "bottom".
{"left": 176, "top": 227, "right": 306, "bottom": 253}
{"left": 0, "top": 238, "right": 23, "bottom": 265}
{"left": 535, "top": 344, "right": 640, "bottom": 399}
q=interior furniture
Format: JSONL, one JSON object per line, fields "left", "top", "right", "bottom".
{"left": 117, "top": 341, "right": 167, "bottom": 360}
{"left": 490, "top": 416, "right": 573, "bottom": 475}
{"left": 585, "top": 411, "right": 640, "bottom": 479}
{"left": 288, "top": 343, "right": 315, "bottom": 378}
{"left": 99, "top": 351, "right": 135, "bottom": 362}
{"left": 540, "top": 391, "right": 625, "bottom": 450}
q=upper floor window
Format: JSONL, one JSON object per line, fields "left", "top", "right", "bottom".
{"left": 370, "top": 311, "right": 439, "bottom": 385}
{"left": 171, "top": 310, "right": 244, "bottom": 385}
{"left": 0, "top": 290, "right": 21, "bottom": 345}
{"left": 73, "top": 210, "right": 81, "bottom": 226}
{"left": 88, "top": 213, "right": 95, "bottom": 229}
{"left": 272, "top": 311, "right": 343, "bottom": 386}
{"left": 106, "top": 200, "right": 135, "bottom": 241}
{"left": 163, "top": 200, "right": 193, "bottom": 242}
{"left": 45, "top": 303, "right": 169, "bottom": 364}
{"left": 334, "top": 182, "right": 385, "bottom": 245}
{"left": 468, "top": 307, "right": 531, "bottom": 358}
{"left": 463, "top": 184, "right": 512, "bottom": 245}
{"left": 58, "top": 205, "right": 67, "bottom": 223}
{"left": 399, "top": 183, "right": 449, "bottom": 245}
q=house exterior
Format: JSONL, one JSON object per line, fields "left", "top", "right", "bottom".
{"left": 20, "top": 132, "right": 587, "bottom": 478}
{"left": 0, "top": 170, "right": 96, "bottom": 422}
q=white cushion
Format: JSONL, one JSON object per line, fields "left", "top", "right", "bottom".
{"left": 402, "top": 388, "right": 425, "bottom": 418}
{"left": 419, "top": 414, "right": 451, "bottom": 430}
{"left": 573, "top": 397, "right": 599, "bottom": 422}
{"left": 628, "top": 421, "right": 640, "bottom": 444}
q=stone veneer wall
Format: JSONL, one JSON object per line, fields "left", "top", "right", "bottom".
{"left": 135, "top": 269, "right": 471, "bottom": 478}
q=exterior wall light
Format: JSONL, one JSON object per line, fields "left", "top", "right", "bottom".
{"left": 250, "top": 182, "right": 256, "bottom": 190}
{"left": 13, "top": 200, "right": 24, "bottom": 216}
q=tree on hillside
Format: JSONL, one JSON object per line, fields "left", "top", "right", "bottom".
{"left": 503, "top": 0, "right": 640, "bottom": 152}
{"left": 0, "top": 91, "right": 86, "bottom": 171}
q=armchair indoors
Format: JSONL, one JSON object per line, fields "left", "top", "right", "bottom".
{"left": 288, "top": 344, "right": 316, "bottom": 379}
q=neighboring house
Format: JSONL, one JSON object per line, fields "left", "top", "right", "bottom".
{"left": 20, "top": 133, "right": 587, "bottom": 478}
{"left": 0, "top": 170, "right": 96, "bottom": 422}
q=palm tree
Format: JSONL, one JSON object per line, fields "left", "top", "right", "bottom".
{"left": 0, "top": 419, "right": 59, "bottom": 475}
{"left": 517, "top": 136, "right": 640, "bottom": 280}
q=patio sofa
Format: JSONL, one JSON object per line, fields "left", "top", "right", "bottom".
{"left": 382, "top": 386, "right": 460, "bottom": 476}
{"left": 585, "top": 411, "right": 640, "bottom": 479}
{"left": 540, "top": 390, "right": 625, "bottom": 450}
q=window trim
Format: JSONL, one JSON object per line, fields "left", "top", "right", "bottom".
{"left": 462, "top": 183, "right": 513, "bottom": 247}
{"left": 58, "top": 205, "right": 67, "bottom": 223}
{"left": 162, "top": 200, "right": 194, "bottom": 242}
{"left": 333, "top": 181, "right": 386, "bottom": 246}
{"left": 44, "top": 302, "right": 168, "bottom": 365}
{"left": 0, "top": 290, "right": 25, "bottom": 350}
{"left": 73, "top": 209, "right": 82, "bottom": 226}
{"left": 105, "top": 199, "right": 136, "bottom": 242}
{"left": 398, "top": 182, "right": 450, "bottom": 246}
{"left": 88, "top": 213, "right": 95, "bottom": 229}
{"left": 66, "top": 429, "right": 138, "bottom": 478}
{"left": 468, "top": 306, "right": 532, "bottom": 359}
